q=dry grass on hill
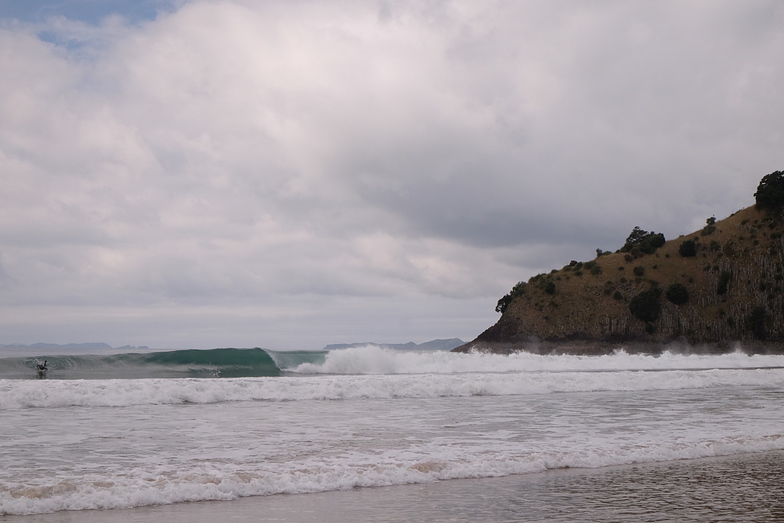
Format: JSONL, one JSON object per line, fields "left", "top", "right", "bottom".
{"left": 477, "top": 204, "right": 784, "bottom": 349}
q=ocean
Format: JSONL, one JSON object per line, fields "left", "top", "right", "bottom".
{"left": 1, "top": 346, "right": 783, "bottom": 521}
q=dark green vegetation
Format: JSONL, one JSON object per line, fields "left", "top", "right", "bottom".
{"left": 455, "top": 170, "right": 784, "bottom": 354}
{"left": 665, "top": 283, "right": 689, "bottom": 305}
{"left": 621, "top": 227, "right": 666, "bottom": 257}
{"left": 679, "top": 239, "right": 697, "bottom": 257}
{"left": 754, "top": 170, "right": 784, "bottom": 212}
{"left": 496, "top": 280, "right": 527, "bottom": 313}
{"left": 629, "top": 286, "right": 662, "bottom": 323}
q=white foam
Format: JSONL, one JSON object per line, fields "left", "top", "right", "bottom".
{"left": 2, "top": 366, "right": 783, "bottom": 410}
{"left": 290, "top": 346, "right": 784, "bottom": 375}
{"left": 2, "top": 434, "right": 782, "bottom": 516}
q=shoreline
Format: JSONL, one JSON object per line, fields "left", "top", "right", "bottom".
{"left": 451, "top": 339, "right": 784, "bottom": 356}
{"left": 4, "top": 450, "right": 783, "bottom": 523}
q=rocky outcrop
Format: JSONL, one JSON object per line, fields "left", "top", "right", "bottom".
{"left": 455, "top": 204, "right": 784, "bottom": 354}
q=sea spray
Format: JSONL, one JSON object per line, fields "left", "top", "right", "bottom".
{"left": 289, "top": 346, "right": 784, "bottom": 375}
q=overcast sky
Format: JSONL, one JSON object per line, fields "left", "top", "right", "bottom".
{"left": 1, "top": 0, "right": 782, "bottom": 350}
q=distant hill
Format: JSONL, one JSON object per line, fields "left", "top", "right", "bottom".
{"left": 0, "top": 342, "right": 114, "bottom": 350}
{"left": 0, "top": 343, "right": 151, "bottom": 351}
{"left": 455, "top": 172, "right": 784, "bottom": 355}
{"left": 324, "top": 338, "right": 465, "bottom": 351}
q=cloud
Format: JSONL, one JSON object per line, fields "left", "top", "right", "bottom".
{"left": 1, "top": 0, "right": 783, "bottom": 348}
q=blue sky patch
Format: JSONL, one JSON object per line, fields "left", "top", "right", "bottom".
{"left": 0, "top": 0, "right": 174, "bottom": 25}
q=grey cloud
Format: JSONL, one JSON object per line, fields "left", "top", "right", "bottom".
{"left": 0, "top": 0, "right": 782, "bottom": 348}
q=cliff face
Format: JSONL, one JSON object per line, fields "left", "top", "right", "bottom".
{"left": 456, "top": 205, "right": 784, "bottom": 354}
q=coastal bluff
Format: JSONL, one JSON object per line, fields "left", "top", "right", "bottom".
{"left": 454, "top": 172, "right": 784, "bottom": 355}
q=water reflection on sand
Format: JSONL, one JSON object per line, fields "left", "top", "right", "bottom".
{"left": 5, "top": 451, "right": 782, "bottom": 523}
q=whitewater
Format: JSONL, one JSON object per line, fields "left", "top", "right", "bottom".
{"left": 1, "top": 346, "right": 783, "bottom": 517}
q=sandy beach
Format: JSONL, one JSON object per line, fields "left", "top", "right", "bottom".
{"left": 4, "top": 451, "right": 783, "bottom": 523}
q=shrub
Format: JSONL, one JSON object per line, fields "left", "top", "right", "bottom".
{"left": 613, "top": 291, "right": 624, "bottom": 301}
{"left": 545, "top": 281, "right": 556, "bottom": 294}
{"left": 585, "top": 261, "right": 601, "bottom": 275}
{"left": 679, "top": 239, "right": 697, "bottom": 257}
{"left": 633, "top": 266, "right": 645, "bottom": 277}
{"left": 629, "top": 287, "right": 662, "bottom": 323}
{"left": 665, "top": 283, "right": 689, "bottom": 305}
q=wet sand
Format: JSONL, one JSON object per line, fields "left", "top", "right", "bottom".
{"left": 4, "top": 451, "right": 784, "bottom": 523}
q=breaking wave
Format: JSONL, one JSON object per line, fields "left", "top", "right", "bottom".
{"left": 2, "top": 366, "right": 782, "bottom": 410}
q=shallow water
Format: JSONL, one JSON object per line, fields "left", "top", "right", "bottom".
{"left": 262, "top": 451, "right": 784, "bottom": 523}
{"left": 5, "top": 452, "right": 783, "bottom": 522}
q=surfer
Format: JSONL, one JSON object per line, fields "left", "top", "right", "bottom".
{"left": 36, "top": 360, "right": 48, "bottom": 378}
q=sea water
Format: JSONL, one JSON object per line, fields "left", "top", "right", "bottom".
{"left": 1, "top": 346, "right": 783, "bottom": 518}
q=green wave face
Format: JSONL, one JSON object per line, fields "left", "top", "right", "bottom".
{"left": 143, "top": 348, "right": 281, "bottom": 378}
{"left": 2, "top": 348, "right": 283, "bottom": 379}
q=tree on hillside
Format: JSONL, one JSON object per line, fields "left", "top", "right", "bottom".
{"left": 754, "top": 170, "right": 784, "bottom": 211}
{"left": 621, "top": 227, "right": 665, "bottom": 256}
{"left": 496, "top": 294, "right": 512, "bottom": 313}
{"left": 702, "top": 216, "right": 717, "bottom": 236}
{"left": 496, "top": 281, "right": 528, "bottom": 313}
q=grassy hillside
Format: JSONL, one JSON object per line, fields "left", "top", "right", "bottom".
{"left": 457, "top": 202, "right": 784, "bottom": 354}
